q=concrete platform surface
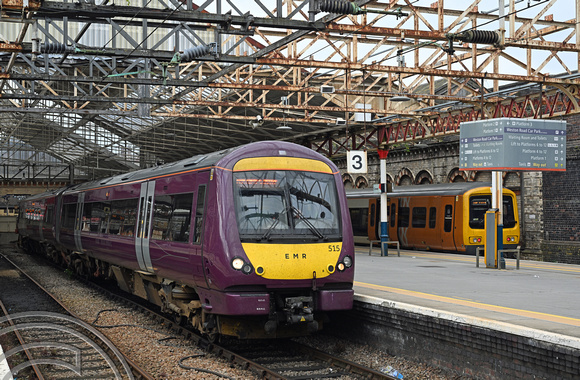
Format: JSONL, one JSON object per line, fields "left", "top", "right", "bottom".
{"left": 354, "top": 247, "right": 580, "bottom": 349}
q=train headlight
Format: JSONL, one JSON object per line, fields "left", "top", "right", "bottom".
{"left": 336, "top": 263, "right": 344, "bottom": 272}
{"left": 231, "top": 257, "right": 245, "bottom": 270}
{"left": 328, "top": 264, "right": 336, "bottom": 273}
{"left": 343, "top": 255, "right": 353, "bottom": 268}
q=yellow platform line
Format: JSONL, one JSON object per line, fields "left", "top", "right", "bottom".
{"left": 355, "top": 281, "right": 580, "bottom": 327}
{"left": 358, "top": 249, "right": 580, "bottom": 273}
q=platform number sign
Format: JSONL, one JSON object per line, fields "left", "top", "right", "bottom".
{"left": 347, "top": 150, "right": 367, "bottom": 173}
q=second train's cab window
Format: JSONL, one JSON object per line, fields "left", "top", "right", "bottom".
{"left": 469, "top": 196, "right": 490, "bottom": 229}
{"left": 469, "top": 195, "right": 517, "bottom": 229}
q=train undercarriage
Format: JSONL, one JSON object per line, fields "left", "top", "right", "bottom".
{"left": 19, "top": 237, "right": 324, "bottom": 340}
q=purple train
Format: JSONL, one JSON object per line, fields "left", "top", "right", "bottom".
{"left": 17, "top": 141, "right": 354, "bottom": 339}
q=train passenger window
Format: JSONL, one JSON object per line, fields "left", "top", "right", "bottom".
{"left": 62, "top": 203, "right": 77, "bottom": 229}
{"left": 114, "top": 199, "right": 138, "bottom": 236}
{"left": 444, "top": 205, "right": 453, "bottom": 232}
{"left": 411, "top": 207, "right": 426, "bottom": 228}
{"left": 369, "top": 203, "right": 376, "bottom": 228}
{"left": 81, "top": 203, "right": 92, "bottom": 231}
{"left": 429, "top": 207, "right": 436, "bottom": 228}
{"left": 89, "top": 202, "right": 110, "bottom": 233}
{"left": 152, "top": 195, "right": 172, "bottom": 240}
{"left": 398, "top": 207, "right": 409, "bottom": 228}
{"left": 390, "top": 203, "right": 396, "bottom": 227}
{"left": 193, "top": 186, "right": 206, "bottom": 244}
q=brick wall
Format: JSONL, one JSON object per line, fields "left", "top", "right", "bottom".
{"left": 327, "top": 300, "right": 580, "bottom": 380}
{"left": 540, "top": 115, "right": 580, "bottom": 263}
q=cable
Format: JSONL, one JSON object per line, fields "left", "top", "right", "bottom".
{"left": 91, "top": 309, "right": 236, "bottom": 379}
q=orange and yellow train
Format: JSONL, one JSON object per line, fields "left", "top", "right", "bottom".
{"left": 347, "top": 182, "right": 520, "bottom": 254}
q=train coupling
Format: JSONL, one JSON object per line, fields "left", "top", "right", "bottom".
{"left": 283, "top": 296, "right": 314, "bottom": 324}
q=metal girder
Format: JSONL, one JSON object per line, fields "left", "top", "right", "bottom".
{"left": 0, "top": 0, "right": 578, "bottom": 181}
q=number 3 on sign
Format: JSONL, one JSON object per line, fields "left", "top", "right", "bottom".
{"left": 347, "top": 151, "right": 367, "bottom": 174}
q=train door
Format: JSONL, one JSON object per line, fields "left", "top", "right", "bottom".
{"left": 440, "top": 201, "right": 456, "bottom": 251}
{"left": 73, "top": 193, "right": 85, "bottom": 252}
{"left": 191, "top": 179, "right": 208, "bottom": 286}
{"left": 368, "top": 199, "right": 379, "bottom": 241}
{"left": 136, "top": 181, "right": 155, "bottom": 273}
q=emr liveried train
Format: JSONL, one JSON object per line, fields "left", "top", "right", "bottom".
{"left": 18, "top": 141, "right": 354, "bottom": 339}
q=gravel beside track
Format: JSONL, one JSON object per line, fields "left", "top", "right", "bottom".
{"left": 1, "top": 243, "right": 456, "bottom": 379}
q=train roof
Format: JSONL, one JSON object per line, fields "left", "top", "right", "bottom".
{"left": 65, "top": 141, "right": 335, "bottom": 193}
{"left": 346, "top": 182, "right": 494, "bottom": 198}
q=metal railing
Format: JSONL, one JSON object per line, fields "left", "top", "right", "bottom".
{"left": 476, "top": 246, "right": 521, "bottom": 269}
{"left": 368, "top": 240, "right": 400, "bottom": 257}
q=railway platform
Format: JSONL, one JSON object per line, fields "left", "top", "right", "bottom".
{"left": 354, "top": 247, "right": 580, "bottom": 345}
{"left": 348, "top": 247, "right": 580, "bottom": 379}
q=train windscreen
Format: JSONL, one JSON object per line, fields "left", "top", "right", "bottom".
{"left": 234, "top": 170, "right": 341, "bottom": 241}
{"left": 469, "top": 195, "right": 517, "bottom": 229}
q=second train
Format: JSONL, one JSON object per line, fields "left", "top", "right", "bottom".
{"left": 347, "top": 182, "right": 520, "bottom": 254}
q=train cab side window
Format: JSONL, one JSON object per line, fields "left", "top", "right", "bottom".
{"left": 411, "top": 207, "right": 426, "bottom": 228}
{"left": 398, "top": 207, "right": 409, "bottom": 228}
{"left": 444, "top": 205, "right": 453, "bottom": 232}
{"left": 429, "top": 207, "right": 436, "bottom": 228}
{"left": 151, "top": 193, "right": 194, "bottom": 242}
{"left": 170, "top": 193, "right": 194, "bottom": 243}
{"left": 193, "top": 185, "right": 206, "bottom": 244}
{"left": 390, "top": 203, "right": 396, "bottom": 227}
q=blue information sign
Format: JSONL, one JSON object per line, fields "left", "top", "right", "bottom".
{"left": 459, "top": 118, "right": 566, "bottom": 171}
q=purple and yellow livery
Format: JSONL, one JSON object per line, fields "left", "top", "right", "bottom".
{"left": 18, "top": 141, "right": 354, "bottom": 339}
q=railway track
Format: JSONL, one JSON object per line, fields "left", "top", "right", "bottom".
{"left": 1, "top": 245, "right": 396, "bottom": 379}
{"left": 0, "top": 253, "right": 153, "bottom": 380}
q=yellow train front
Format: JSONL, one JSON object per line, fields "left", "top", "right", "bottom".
{"left": 347, "top": 182, "right": 520, "bottom": 254}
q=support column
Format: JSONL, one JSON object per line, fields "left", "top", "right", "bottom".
{"left": 378, "top": 149, "right": 389, "bottom": 256}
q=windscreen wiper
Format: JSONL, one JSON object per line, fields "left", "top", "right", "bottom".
{"left": 260, "top": 208, "right": 289, "bottom": 241}
{"left": 291, "top": 206, "right": 325, "bottom": 240}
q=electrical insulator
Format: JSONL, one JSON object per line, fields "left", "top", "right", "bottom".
{"left": 181, "top": 45, "right": 211, "bottom": 62}
{"left": 447, "top": 30, "right": 500, "bottom": 45}
{"left": 41, "top": 43, "right": 70, "bottom": 54}
{"left": 457, "top": 30, "right": 500, "bottom": 45}
{"left": 319, "top": 0, "right": 362, "bottom": 15}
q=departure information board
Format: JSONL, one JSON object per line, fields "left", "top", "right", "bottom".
{"left": 459, "top": 118, "right": 566, "bottom": 171}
